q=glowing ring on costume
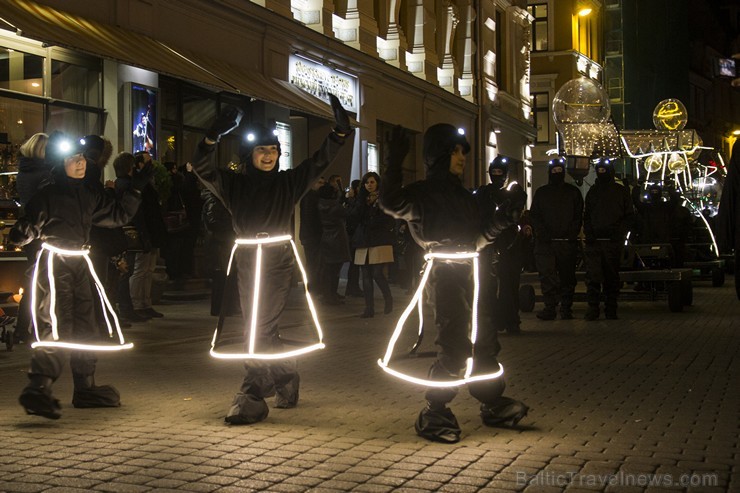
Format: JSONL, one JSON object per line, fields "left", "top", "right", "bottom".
{"left": 30, "top": 243, "right": 133, "bottom": 351}
{"left": 377, "top": 251, "right": 504, "bottom": 387}
{"left": 210, "top": 235, "right": 325, "bottom": 359}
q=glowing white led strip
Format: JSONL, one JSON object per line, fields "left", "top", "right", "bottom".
{"left": 210, "top": 235, "right": 325, "bottom": 360}
{"left": 30, "top": 243, "right": 133, "bottom": 351}
{"left": 377, "top": 251, "right": 504, "bottom": 387}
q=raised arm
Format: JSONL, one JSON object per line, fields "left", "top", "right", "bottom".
{"left": 379, "top": 125, "right": 417, "bottom": 221}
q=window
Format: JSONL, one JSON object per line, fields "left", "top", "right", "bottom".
{"left": 0, "top": 48, "right": 44, "bottom": 95}
{"left": 182, "top": 90, "right": 217, "bottom": 129}
{"left": 527, "top": 4, "right": 548, "bottom": 51}
{"left": 50, "top": 57, "right": 101, "bottom": 107}
{"left": 46, "top": 104, "right": 101, "bottom": 137}
{"left": 532, "top": 92, "right": 550, "bottom": 143}
{"left": 495, "top": 9, "right": 507, "bottom": 91}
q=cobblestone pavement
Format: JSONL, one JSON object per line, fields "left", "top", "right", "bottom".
{"left": 0, "top": 277, "right": 738, "bottom": 492}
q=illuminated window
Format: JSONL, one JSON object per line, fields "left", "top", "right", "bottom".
{"left": 532, "top": 92, "right": 550, "bottom": 143}
{"left": 0, "top": 47, "right": 44, "bottom": 95}
{"left": 50, "top": 51, "right": 102, "bottom": 107}
{"left": 527, "top": 4, "right": 549, "bottom": 52}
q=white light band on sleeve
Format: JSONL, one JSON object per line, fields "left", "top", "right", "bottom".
{"left": 210, "top": 235, "right": 325, "bottom": 360}
{"left": 30, "top": 243, "right": 133, "bottom": 351}
{"left": 377, "top": 251, "right": 504, "bottom": 387}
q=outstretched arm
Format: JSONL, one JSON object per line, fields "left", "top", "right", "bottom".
{"left": 379, "top": 126, "right": 418, "bottom": 221}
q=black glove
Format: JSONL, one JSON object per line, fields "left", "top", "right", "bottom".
{"left": 329, "top": 94, "right": 352, "bottom": 136}
{"left": 206, "top": 106, "right": 244, "bottom": 142}
{"left": 131, "top": 166, "right": 153, "bottom": 192}
{"left": 387, "top": 125, "right": 410, "bottom": 164}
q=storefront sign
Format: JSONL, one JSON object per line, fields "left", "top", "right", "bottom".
{"left": 275, "top": 122, "right": 292, "bottom": 171}
{"left": 289, "top": 55, "right": 357, "bottom": 113}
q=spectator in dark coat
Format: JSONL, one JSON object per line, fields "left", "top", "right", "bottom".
{"left": 343, "top": 179, "right": 363, "bottom": 297}
{"left": 317, "top": 182, "right": 351, "bottom": 304}
{"left": 299, "top": 177, "right": 325, "bottom": 293}
{"left": 351, "top": 172, "right": 395, "bottom": 318}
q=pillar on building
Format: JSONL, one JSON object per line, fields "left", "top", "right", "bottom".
{"left": 455, "top": 1, "right": 475, "bottom": 103}
{"left": 333, "top": 0, "right": 379, "bottom": 56}
{"left": 404, "top": 0, "right": 439, "bottom": 84}
{"left": 436, "top": 1, "right": 460, "bottom": 95}
{"left": 377, "top": 0, "right": 408, "bottom": 71}
{"left": 292, "top": 0, "right": 335, "bottom": 37}
{"left": 253, "top": 0, "right": 293, "bottom": 18}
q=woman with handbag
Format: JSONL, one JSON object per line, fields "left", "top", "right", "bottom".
{"left": 351, "top": 172, "right": 394, "bottom": 318}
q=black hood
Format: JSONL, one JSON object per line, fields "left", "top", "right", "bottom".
{"left": 595, "top": 162, "right": 615, "bottom": 183}
{"left": 423, "top": 123, "right": 470, "bottom": 178}
{"left": 548, "top": 160, "right": 566, "bottom": 185}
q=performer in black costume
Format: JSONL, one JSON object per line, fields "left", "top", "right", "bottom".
{"left": 380, "top": 124, "right": 528, "bottom": 443}
{"left": 475, "top": 157, "right": 528, "bottom": 333}
{"left": 530, "top": 158, "right": 584, "bottom": 320}
{"left": 582, "top": 159, "right": 634, "bottom": 320}
{"left": 10, "top": 133, "right": 148, "bottom": 419}
{"left": 190, "top": 95, "right": 353, "bottom": 425}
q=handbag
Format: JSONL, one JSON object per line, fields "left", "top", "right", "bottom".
{"left": 122, "top": 226, "right": 144, "bottom": 251}
{"left": 163, "top": 209, "right": 190, "bottom": 234}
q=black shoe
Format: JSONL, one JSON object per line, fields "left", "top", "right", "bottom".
{"left": 73, "top": 385, "right": 121, "bottom": 408}
{"left": 506, "top": 326, "right": 521, "bottom": 334}
{"left": 559, "top": 310, "right": 574, "bottom": 320}
{"left": 584, "top": 306, "right": 600, "bottom": 321}
{"left": 19, "top": 386, "right": 62, "bottom": 420}
{"left": 536, "top": 308, "right": 557, "bottom": 320}
{"left": 143, "top": 307, "right": 164, "bottom": 318}
{"left": 480, "top": 398, "right": 529, "bottom": 428}
{"left": 415, "top": 403, "right": 461, "bottom": 443}
{"left": 605, "top": 311, "right": 618, "bottom": 320}
{"left": 346, "top": 289, "right": 364, "bottom": 298}
{"left": 224, "top": 393, "right": 269, "bottom": 425}
{"left": 384, "top": 299, "right": 393, "bottom": 314}
{"left": 359, "top": 310, "right": 374, "bottom": 319}
{"left": 121, "top": 310, "right": 150, "bottom": 322}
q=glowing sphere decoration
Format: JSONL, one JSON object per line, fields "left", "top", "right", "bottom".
{"left": 552, "top": 77, "right": 611, "bottom": 125}
{"left": 666, "top": 153, "right": 687, "bottom": 173}
{"left": 643, "top": 154, "right": 663, "bottom": 173}
{"left": 652, "top": 99, "right": 688, "bottom": 131}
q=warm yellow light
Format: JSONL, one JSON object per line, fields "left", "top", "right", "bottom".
{"left": 732, "top": 129, "right": 740, "bottom": 136}
{"left": 12, "top": 288, "right": 23, "bottom": 304}
{"left": 31, "top": 82, "right": 40, "bottom": 87}
{"left": 578, "top": 8, "right": 592, "bottom": 16}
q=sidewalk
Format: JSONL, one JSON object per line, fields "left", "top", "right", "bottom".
{"left": 0, "top": 278, "right": 737, "bottom": 492}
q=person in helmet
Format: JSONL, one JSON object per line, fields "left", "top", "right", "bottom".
{"left": 583, "top": 159, "right": 635, "bottom": 320}
{"left": 9, "top": 132, "right": 148, "bottom": 419}
{"left": 379, "top": 124, "right": 528, "bottom": 444}
{"left": 530, "top": 158, "right": 584, "bottom": 320}
{"left": 475, "top": 156, "right": 528, "bottom": 334}
{"left": 190, "top": 95, "right": 353, "bottom": 425}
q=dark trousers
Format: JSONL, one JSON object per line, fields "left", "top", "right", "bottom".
{"left": 424, "top": 261, "right": 505, "bottom": 407}
{"left": 302, "top": 241, "right": 321, "bottom": 293}
{"left": 28, "top": 254, "right": 101, "bottom": 382}
{"left": 535, "top": 241, "right": 578, "bottom": 310}
{"left": 584, "top": 241, "right": 623, "bottom": 309}
{"left": 480, "top": 249, "right": 522, "bottom": 332}
{"left": 320, "top": 261, "right": 343, "bottom": 299}
{"left": 233, "top": 244, "right": 299, "bottom": 400}
{"left": 344, "top": 248, "right": 362, "bottom": 296}
{"left": 361, "top": 263, "right": 392, "bottom": 313}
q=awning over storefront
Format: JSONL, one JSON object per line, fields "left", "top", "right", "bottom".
{"left": 0, "top": 0, "right": 348, "bottom": 123}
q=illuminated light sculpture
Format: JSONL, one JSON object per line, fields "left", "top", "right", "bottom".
{"left": 652, "top": 98, "right": 688, "bottom": 131}
{"left": 643, "top": 154, "right": 663, "bottom": 173}
{"left": 377, "top": 251, "right": 504, "bottom": 387}
{"left": 210, "top": 234, "right": 325, "bottom": 360}
{"left": 666, "top": 153, "right": 688, "bottom": 174}
{"left": 30, "top": 243, "right": 133, "bottom": 351}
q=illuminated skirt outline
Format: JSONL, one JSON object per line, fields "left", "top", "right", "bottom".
{"left": 377, "top": 251, "right": 503, "bottom": 387}
{"left": 210, "top": 235, "right": 325, "bottom": 360}
{"left": 31, "top": 242, "right": 133, "bottom": 351}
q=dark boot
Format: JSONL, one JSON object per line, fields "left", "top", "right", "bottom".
{"left": 19, "top": 376, "right": 62, "bottom": 420}
{"left": 415, "top": 401, "right": 461, "bottom": 443}
{"left": 536, "top": 306, "right": 557, "bottom": 320}
{"left": 224, "top": 393, "right": 269, "bottom": 425}
{"left": 559, "top": 306, "right": 574, "bottom": 320}
{"left": 604, "top": 308, "right": 618, "bottom": 320}
{"left": 274, "top": 373, "right": 300, "bottom": 409}
{"left": 72, "top": 373, "right": 121, "bottom": 408}
{"left": 480, "top": 397, "right": 529, "bottom": 427}
{"left": 384, "top": 297, "right": 393, "bottom": 314}
{"left": 584, "top": 305, "right": 600, "bottom": 321}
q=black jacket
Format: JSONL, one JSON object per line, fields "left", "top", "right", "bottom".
{"left": 299, "top": 189, "right": 322, "bottom": 245}
{"left": 351, "top": 189, "right": 396, "bottom": 249}
{"left": 530, "top": 181, "right": 584, "bottom": 242}
{"left": 719, "top": 140, "right": 740, "bottom": 252}
{"left": 115, "top": 176, "right": 167, "bottom": 251}
{"left": 191, "top": 132, "right": 348, "bottom": 237}
{"left": 583, "top": 176, "right": 635, "bottom": 242}
{"left": 475, "top": 183, "right": 527, "bottom": 253}
{"left": 10, "top": 169, "right": 141, "bottom": 250}
{"left": 17, "top": 156, "right": 52, "bottom": 208}
{"left": 318, "top": 193, "right": 351, "bottom": 263}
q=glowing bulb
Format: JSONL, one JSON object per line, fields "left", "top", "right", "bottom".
{"left": 457, "top": 128, "right": 465, "bottom": 135}
{"left": 272, "top": 129, "right": 279, "bottom": 136}
{"left": 643, "top": 155, "right": 663, "bottom": 173}
{"left": 58, "top": 140, "right": 71, "bottom": 153}
{"left": 246, "top": 133, "right": 255, "bottom": 142}
{"left": 666, "top": 153, "right": 687, "bottom": 173}
{"left": 79, "top": 138, "right": 86, "bottom": 146}
{"left": 578, "top": 8, "right": 592, "bottom": 16}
